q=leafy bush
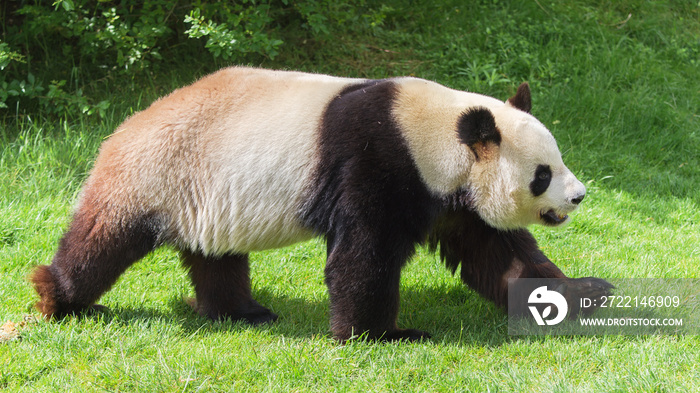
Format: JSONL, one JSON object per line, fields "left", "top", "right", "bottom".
{"left": 0, "top": 0, "right": 387, "bottom": 119}
{"left": 184, "top": 5, "right": 284, "bottom": 61}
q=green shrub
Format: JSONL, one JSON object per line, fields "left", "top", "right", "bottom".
{"left": 0, "top": 0, "right": 387, "bottom": 119}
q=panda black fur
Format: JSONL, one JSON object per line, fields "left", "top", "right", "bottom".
{"left": 32, "top": 67, "right": 612, "bottom": 342}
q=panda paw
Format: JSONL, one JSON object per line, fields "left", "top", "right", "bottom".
{"left": 86, "top": 304, "right": 111, "bottom": 315}
{"left": 561, "top": 277, "right": 615, "bottom": 317}
{"left": 184, "top": 297, "right": 278, "bottom": 325}
{"left": 239, "top": 303, "right": 279, "bottom": 325}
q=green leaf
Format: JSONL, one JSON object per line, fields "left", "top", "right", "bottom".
{"left": 53, "top": 0, "right": 75, "bottom": 11}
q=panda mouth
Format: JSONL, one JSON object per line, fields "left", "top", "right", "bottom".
{"left": 541, "top": 209, "right": 568, "bottom": 226}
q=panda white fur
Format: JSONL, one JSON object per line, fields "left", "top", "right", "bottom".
{"left": 32, "top": 67, "right": 611, "bottom": 341}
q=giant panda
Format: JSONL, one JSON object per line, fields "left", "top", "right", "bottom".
{"left": 31, "top": 67, "right": 612, "bottom": 342}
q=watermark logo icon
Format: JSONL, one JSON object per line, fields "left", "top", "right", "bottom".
{"left": 528, "top": 286, "right": 568, "bottom": 326}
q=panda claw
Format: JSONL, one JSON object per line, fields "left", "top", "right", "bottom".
{"left": 382, "top": 329, "right": 432, "bottom": 342}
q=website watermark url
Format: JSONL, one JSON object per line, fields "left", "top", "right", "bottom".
{"left": 579, "top": 317, "right": 683, "bottom": 327}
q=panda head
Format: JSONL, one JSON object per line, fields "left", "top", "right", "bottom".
{"left": 459, "top": 83, "right": 586, "bottom": 230}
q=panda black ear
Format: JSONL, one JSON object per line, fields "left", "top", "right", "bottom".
{"left": 457, "top": 107, "right": 501, "bottom": 161}
{"left": 507, "top": 82, "right": 531, "bottom": 113}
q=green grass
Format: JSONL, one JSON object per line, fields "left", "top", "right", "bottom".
{"left": 2, "top": 0, "right": 699, "bottom": 391}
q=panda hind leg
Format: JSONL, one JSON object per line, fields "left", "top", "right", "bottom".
{"left": 31, "top": 209, "right": 161, "bottom": 319}
{"left": 180, "top": 251, "right": 278, "bottom": 325}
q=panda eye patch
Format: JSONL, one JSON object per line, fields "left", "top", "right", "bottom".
{"left": 530, "top": 165, "right": 552, "bottom": 197}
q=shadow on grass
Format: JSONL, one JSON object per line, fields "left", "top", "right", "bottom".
{"left": 83, "top": 284, "right": 543, "bottom": 347}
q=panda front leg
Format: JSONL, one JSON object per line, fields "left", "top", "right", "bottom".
{"left": 324, "top": 233, "right": 430, "bottom": 342}
{"left": 180, "top": 251, "right": 278, "bottom": 324}
{"left": 430, "top": 209, "right": 613, "bottom": 318}
{"left": 496, "top": 232, "right": 614, "bottom": 318}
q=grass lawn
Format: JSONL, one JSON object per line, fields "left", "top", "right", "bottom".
{"left": 1, "top": 0, "right": 699, "bottom": 391}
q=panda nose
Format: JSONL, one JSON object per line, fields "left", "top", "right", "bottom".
{"left": 571, "top": 193, "right": 585, "bottom": 205}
